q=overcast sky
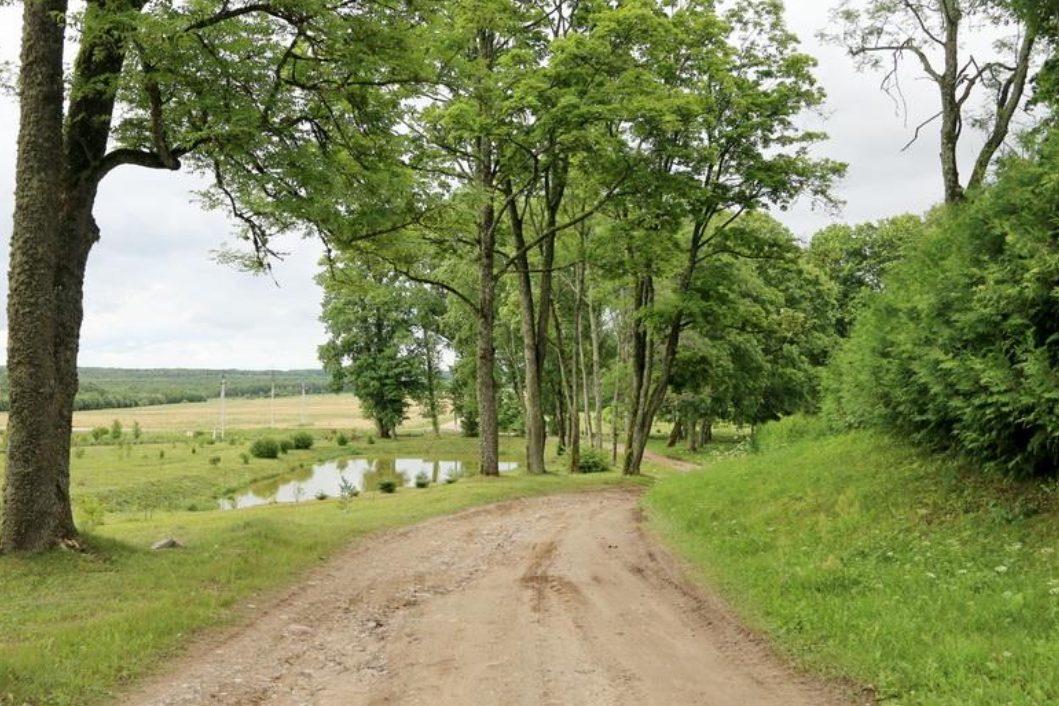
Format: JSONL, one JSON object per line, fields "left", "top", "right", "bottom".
{"left": 0, "top": 3, "right": 988, "bottom": 370}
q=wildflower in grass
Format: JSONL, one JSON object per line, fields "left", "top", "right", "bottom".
{"left": 995, "top": 565, "right": 1009, "bottom": 574}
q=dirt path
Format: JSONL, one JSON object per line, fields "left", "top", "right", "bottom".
{"left": 119, "top": 490, "right": 855, "bottom": 706}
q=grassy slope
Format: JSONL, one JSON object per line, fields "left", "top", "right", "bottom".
{"left": 0, "top": 432, "right": 643, "bottom": 706}
{"left": 644, "top": 427, "right": 1059, "bottom": 706}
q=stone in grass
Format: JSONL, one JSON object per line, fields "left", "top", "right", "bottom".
{"left": 151, "top": 537, "right": 184, "bottom": 551}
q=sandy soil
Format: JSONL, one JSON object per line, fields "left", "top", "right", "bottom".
{"left": 118, "top": 489, "right": 859, "bottom": 706}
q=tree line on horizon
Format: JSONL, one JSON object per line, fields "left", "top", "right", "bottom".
{"left": 0, "top": 368, "right": 331, "bottom": 413}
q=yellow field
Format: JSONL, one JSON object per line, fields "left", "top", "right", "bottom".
{"left": 0, "top": 394, "right": 443, "bottom": 433}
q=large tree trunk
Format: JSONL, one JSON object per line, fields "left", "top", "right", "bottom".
{"left": 506, "top": 190, "right": 547, "bottom": 475}
{"left": 476, "top": 208, "right": 500, "bottom": 477}
{"left": 2, "top": 0, "right": 115, "bottom": 552}
{"left": 1, "top": 0, "right": 76, "bottom": 553}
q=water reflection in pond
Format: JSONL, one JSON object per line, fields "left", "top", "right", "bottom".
{"left": 219, "top": 457, "right": 520, "bottom": 510}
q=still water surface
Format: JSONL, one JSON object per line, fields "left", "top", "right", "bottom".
{"left": 219, "top": 457, "right": 519, "bottom": 509}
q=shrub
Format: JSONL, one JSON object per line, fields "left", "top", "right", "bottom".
{"left": 109, "top": 419, "right": 122, "bottom": 441}
{"left": 367, "top": 435, "right": 375, "bottom": 445}
{"left": 444, "top": 476, "right": 459, "bottom": 485}
{"left": 576, "top": 448, "right": 611, "bottom": 474}
{"left": 414, "top": 472, "right": 431, "bottom": 488}
{"left": 336, "top": 432, "right": 350, "bottom": 447}
{"left": 315, "top": 490, "right": 329, "bottom": 501}
{"left": 378, "top": 479, "right": 397, "bottom": 494}
{"left": 249, "top": 438, "right": 280, "bottom": 460}
{"left": 278, "top": 439, "right": 293, "bottom": 454}
{"left": 240, "top": 452, "right": 250, "bottom": 465}
{"left": 73, "top": 446, "right": 86, "bottom": 459}
{"left": 90, "top": 426, "right": 109, "bottom": 442}
{"left": 291, "top": 431, "right": 314, "bottom": 450}
{"left": 208, "top": 456, "right": 221, "bottom": 467}
{"left": 825, "top": 134, "right": 1059, "bottom": 476}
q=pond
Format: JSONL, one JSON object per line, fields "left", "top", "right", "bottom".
{"left": 218, "top": 457, "right": 521, "bottom": 510}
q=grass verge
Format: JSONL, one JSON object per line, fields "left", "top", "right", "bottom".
{"left": 644, "top": 423, "right": 1059, "bottom": 705}
{"left": 0, "top": 466, "right": 645, "bottom": 706}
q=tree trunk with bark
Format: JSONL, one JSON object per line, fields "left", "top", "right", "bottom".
{"left": 3, "top": 0, "right": 150, "bottom": 552}
{"left": 506, "top": 188, "right": 547, "bottom": 475}
{"left": 476, "top": 197, "right": 500, "bottom": 477}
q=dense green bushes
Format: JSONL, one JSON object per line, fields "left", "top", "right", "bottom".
{"left": 249, "top": 438, "right": 280, "bottom": 460}
{"left": 826, "top": 134, "right": 1059, "bottom": 476}
{"left": 290, "top": 431, "right": 314, "bottom": 450}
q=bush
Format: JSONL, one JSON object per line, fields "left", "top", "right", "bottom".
{"left": 825, "top": 134, "right": 1059, "bottom": 476}
{"left": 315, "top": 490, "right": 329, "bottom": 501}
{"left": 414, "top": 471, "right": 431, "bottom": 488}
{"left": 336, "top": 432, "right": 350, "bottom": 447}
{"left": 279, "top": 439, "right": 293, "bottom": 454}
{"left": 290, "top": 431, "right": 314, "bottom": 450}
{"left": 576, "top": 448, "right": 611, "bottom": 474}
{"left": 90, "top": 426, "right": 109, "bottom": 442}
{"left": 240, "top": 452, "right": 250, "bottom": 464}
{"left": 249, "top": 438, "right": 280, "bottom": 460}
{"left": 378, "top": 479, "right": 397, "bottom": 494}
{"left": 208, "top": 456, "right": 221, "bottom": 467}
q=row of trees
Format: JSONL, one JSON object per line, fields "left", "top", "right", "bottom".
{"left": 309, "top": 0, "right": 842, "bottom": 478}
{"left": 0, "top": 368, "right": 329, "bottom": 413}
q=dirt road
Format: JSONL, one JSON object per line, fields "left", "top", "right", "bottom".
{"left": 120, "top": 489, "right": 853, "bottom": 706}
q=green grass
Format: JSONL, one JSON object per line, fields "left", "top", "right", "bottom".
{"left": 1, "top": 465, "right": 645, "bottom": 705}
{"left": 644, "top": 423, "right": 1059, "bottom": 705}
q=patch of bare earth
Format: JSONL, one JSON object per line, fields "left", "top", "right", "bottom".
{"left": 118, "top": 489, "right": 863, "bottom": 706}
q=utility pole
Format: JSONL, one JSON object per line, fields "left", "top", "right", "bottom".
{"left": 220, "top": 374, "right": 227, "bottom": 440}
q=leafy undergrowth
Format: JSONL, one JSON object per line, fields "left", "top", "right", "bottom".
{"left": 0, "top": 469, "right": 645, "bottom": 706}
{"left": 644, "top": 427, "right": 1059, "bottom": 705}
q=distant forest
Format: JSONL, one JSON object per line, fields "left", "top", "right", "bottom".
{"left": 0, "top": 368, "right": 331, "bottom": 412}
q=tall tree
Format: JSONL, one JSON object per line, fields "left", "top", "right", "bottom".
{"left": 2, "top": 0, "right": 417, "bottom": 552}
{"left": 827, "top": 0, "right": 1045, "bottom": 203}
{"left": 607, "top": 0, "right": 842, "bottom": 475}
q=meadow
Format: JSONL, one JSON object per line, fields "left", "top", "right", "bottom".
{"left": 0, "top": 393, "right": 443, "bottom": 434}
{"left": 0, "top": 406, "right": 650, "bottom": 706}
